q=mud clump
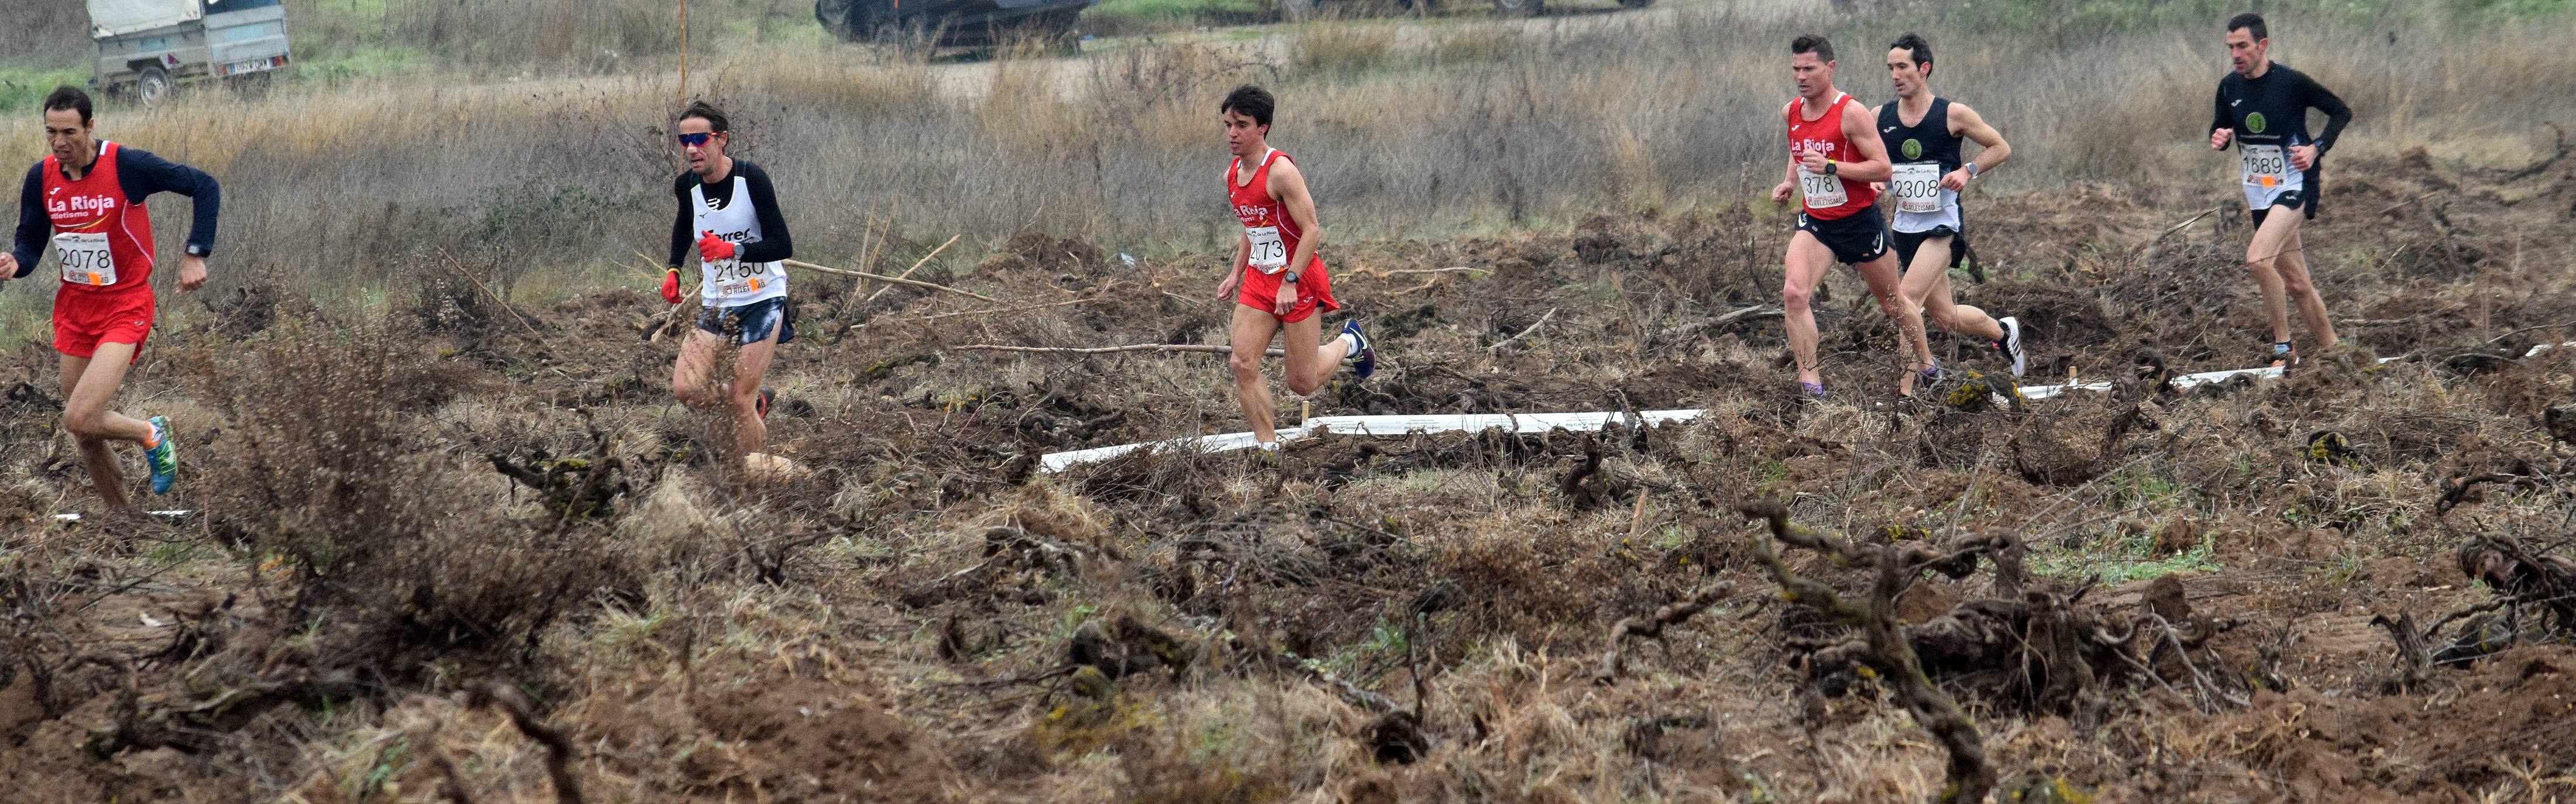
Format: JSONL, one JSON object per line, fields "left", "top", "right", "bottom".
{"left": 1962, "top": 279, "right": 2117, "bottom": 349}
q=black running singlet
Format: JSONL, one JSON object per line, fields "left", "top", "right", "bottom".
{"left": 1878, "top": 98, "right": 1965, "bottom": 232}
{"left": 1877, "top": 98, "right": 1962, "bottom": 176}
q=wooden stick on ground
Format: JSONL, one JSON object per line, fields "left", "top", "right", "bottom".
{"left": 955, "top": 343, "right": 1284, "bottom": 356}
{"left": 785, "top": 259, "right": 999, "bottom": 303}
{"left": 1371, "top": 266, "right": 1488, "bottom": 278}
{"left": 1491, "top": 307, "right": 1559, "bottom": 352}
{"left": 1656, "top": 305, "right": 1783, "bottom": 338}
{"left": 438, "top": 248, "right": 544, "bottom": 339}
{"left": 864, "top": 234, "right": 962, "bottom": 306}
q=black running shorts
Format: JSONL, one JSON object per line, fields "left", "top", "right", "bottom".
{"left": 2250, "top": 188, "right": 2317, "bottom": 225}
{"left": 1795, "top": 207, "right": 1891, "bottom": 265}
{"left": 1891, "top": 224, "right": 1966, "bottom": 270}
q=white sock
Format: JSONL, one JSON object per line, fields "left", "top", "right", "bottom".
{"left": 1257, "top": 441, "right": 1280, "bottom": 452}
{"left": 1339, "top": 335, "right": 1360, "bottom": 358}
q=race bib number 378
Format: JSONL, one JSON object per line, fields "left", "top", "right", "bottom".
{"left": 52, "top": 232, "right": 115, "bottom": 287}
{"left": 1798, "top": 170, "right": 1847, "bottom": 210}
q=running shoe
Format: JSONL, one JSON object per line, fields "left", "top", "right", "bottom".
{"left": 756, "top": 387, "right": 775, "bottom": 420}
{"left": 2267, "top": 341, "right": 2296, "bottom": 369}
{"left": 1339, "top": 319, "right": 1377, "bottom": 379}
{"left": 143, "top": 415, "right": 177, "bottom": 495}
{"left": 1994, "top": 316, "right": 2027, "bottom": 377}
{"left": 1798, "top": 380, "right": 1828, "bottom": 401}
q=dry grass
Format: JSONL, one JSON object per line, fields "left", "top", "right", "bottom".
{"left": 4, "top": 4, "right": 2570, "bottom": 314}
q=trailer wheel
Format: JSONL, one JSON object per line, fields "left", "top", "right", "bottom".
{"left": 136, "top": 66, "right": 173, "bottom": 106}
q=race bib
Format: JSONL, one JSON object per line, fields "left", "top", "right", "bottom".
{"left": 1890, "top": 163, "right": 1945, "bottom": 214}
{"left": 53, "top": 232, "right": 115, "bottom": 287}
{"left": 2241, "top": 145, "right": 2289, "bottom": 188}
{"left": 1245, "top": 226, "right": 1288, "bottom": 273}
{"left": 1798, "top": 169, "right": 1847, "bottom": 210}
{"left": 707, "top": 258, "right": 765, "bottom": 297}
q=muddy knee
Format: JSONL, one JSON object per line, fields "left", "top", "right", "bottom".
{"left": 1228, "top": 353, "right": 1264, "bottom": 384}
{"left": 2279, "top": 273, "right": 2315, "bottom": 297}
{"left": 60, "top": 409, "right": 106, "bottom": 438}
{"left": 1781, "top": 283, "right": 1814, "bottom": 314}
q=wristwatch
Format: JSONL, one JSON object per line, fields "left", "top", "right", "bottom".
{"left": 1824, "top": 159, "right": 1838, "bottom": 177}
{"left": 184, "top": 243, "right": 207, "bottom": 257}
{"left": 1282, "top": 271, "right": 1301, "bottom": 284}
{"left": 1964, "top": 163, "right": 1981, "bottom": 178}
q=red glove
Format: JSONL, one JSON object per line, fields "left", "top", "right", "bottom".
{"left": 696, "top": 231, "right": 737, "bottom": 263}
{"left": 659, "top": 267, "right": 684, "bottom": 304}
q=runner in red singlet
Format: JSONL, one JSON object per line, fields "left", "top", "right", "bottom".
{"left": 1767, "top": 35, "right": 1908, "bottom": 400}
{"left": 4, "top": 87, "right": 213, "bottom": 508}
{"left": 1215, "top": 85, "right": 1375, "bottom": 454}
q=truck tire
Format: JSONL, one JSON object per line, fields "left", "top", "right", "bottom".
{"left": 136, "top": 66, "right": 173, "bottom": 106}
{"left": 1491, "top": 0, "right": 1541, "bottom": 15}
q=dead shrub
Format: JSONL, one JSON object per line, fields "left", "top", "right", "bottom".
{"left": 181, "top": 320, "right": 627, "bottom": 673}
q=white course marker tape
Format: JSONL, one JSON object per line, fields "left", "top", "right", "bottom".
{"left": 1038, "top": 341, "right": 2576, "bottom": 472}
{"left": 53, "top": 510, "right": 195, "bottom": 522}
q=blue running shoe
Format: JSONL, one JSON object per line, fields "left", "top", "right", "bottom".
{"left": 143, "top": 415, "right": 177, "bottom": 495}
{"left": 1339, "top": 319, "right": 1377, "bottom": 379}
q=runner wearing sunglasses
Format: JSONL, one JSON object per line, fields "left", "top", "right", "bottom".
{"left": 2, "top": 86, "right": 214, "bottom": 508}
{"left": 661, "top": 101, "right": 795, "bottom": 459}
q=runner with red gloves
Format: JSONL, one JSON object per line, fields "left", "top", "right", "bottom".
{"left": 1216, "top": 85, "right": 1376, "bottom": 455}
{"left": 661, "top": 101, "right": 794, "bottom": 458}
{"left": 4, "top": 86, "right": 215, "bottom": 508}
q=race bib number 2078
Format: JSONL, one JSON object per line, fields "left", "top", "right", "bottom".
{"left": 53, "top": 232, "right": 115, "bottom": 286}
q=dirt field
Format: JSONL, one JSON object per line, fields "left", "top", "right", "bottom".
{"left": 4, "top": 134, "right": 2576, "bottom": 803}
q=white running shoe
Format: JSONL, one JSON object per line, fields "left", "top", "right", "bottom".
{"left": 1996, "top": 316, "right": 2027, "bottom": 377}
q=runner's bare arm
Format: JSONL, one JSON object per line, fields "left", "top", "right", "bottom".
{"left": 1831, "top": 98, "right": 1894, "bottom": 182}
{"left": 1219, "top": 232, "right": 1246, "bottom": 300}
{"left": 1772, "top": 106, "right": 1798, "bottom": 202}
{"left": 1945, "top": 103, "right": 2009, "bottom": 190}
{"left": 1268, "top": 158, "right": 1325, "bottom": 276}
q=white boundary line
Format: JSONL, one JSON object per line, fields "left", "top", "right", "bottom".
{"left": 53, "top": 510, "right": 195, "bottom": 521}
{"left": 1040, "top": 340, "right": 2575, "bottom": 474}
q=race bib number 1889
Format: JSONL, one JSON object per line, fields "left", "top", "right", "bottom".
{"left": 1245, "top": 226, "right": 1288, "bottom": 273}
{"left": 2241, "top": 145, "right": 2289, "bottom": 188}
{"left": 1889, "top": 163, "right": 1944, "bottom": 214}
{"left": 52, "top": 232, "right": 115, "bottom": 287}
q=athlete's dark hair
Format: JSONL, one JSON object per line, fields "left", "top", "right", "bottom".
{"left": 1790, "top": 34, "right": 1834, "bottom": 64}
{"left": 678, "top": 100, "right": 730, "bottom": 134}
{"left": 43, "top": 85, "right": 92, "bottom": 125}
{"left": 1220, "top": 85, "right": 1274, "bottom": 129}
{"left": 2227, "top": 12, "right": 2267, "bottom": 40}
{"left": 1889, "top": 32, "right": 1933, "bottom": 76}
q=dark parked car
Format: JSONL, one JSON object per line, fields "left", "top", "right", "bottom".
{"left": 816, "top": 0, "right": 1093, "bottom": 50}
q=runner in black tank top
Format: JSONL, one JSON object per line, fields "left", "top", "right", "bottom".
{"left": 2210, "top": 13, "right": 2350, "bottom": 367}
{"left": 1878, "top": 33, "right": 2026, "bottom": 397}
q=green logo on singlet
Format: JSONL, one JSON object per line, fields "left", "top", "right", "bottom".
{"left": 2246, "top": 112, "right": 2268, "bottom": 134}
{"left": 1901, "top": 139, "right": 1922, "bottom": 160}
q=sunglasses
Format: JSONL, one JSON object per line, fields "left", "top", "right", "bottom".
{"left": 676, "top": 132, "right": 716, "bottom": 147}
